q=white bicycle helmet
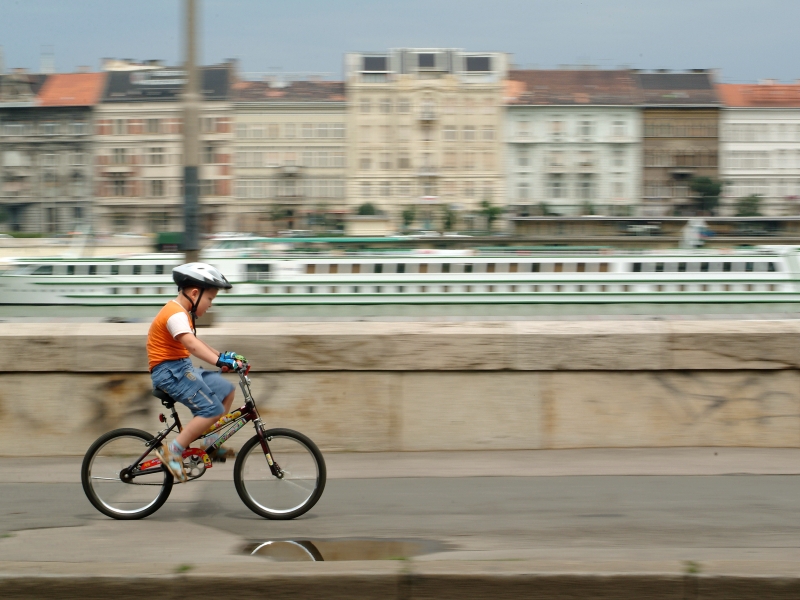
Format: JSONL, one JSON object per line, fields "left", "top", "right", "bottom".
{"left": 172, "top": 262, "right": 232, "bottom": 290}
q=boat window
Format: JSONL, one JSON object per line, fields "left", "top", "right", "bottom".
{"left": 397, "top": 285, "right": 404, "bottom": 293}
{"left": 263, "top": 286, "right": 270, "bottom": 294}
{"left": 576, "top": 263, "right": 586, "bottom": 273}
{"left": 375, "top": 286, "right": 382, "bottom": 293}
{"left": 441, "top": 263, "right": 450, "bottom": 273}
{"left": 352, "top": 264, "right": 361, "bottom": 274}
{"left": 156, "top": 265, "right": 164, "bottom": 275}
{"left": 418, "top": 264, "right": 428, "bottom": 274}
{"left": 678, "top": 263, "right": 687, "bottom": 272}
{"left": 768, "top": 262, "right": 777, "bottom": 272}
{"left": 247, "top": 264, "right": 271, "bottom": 281}
{"left": 510, "top": 285, "right": 517, "bottom": 292}
{"left": 329, "top": 264, "right": 338, "bottom": 274}
{"left": 700, "top": 262, "right": 709, "bottom": 272}
{"left": 654, "top": 263, "right": 663, "bottom": 273}
{"left": 554, "top": 263, "right": 563, "bottom": 273}
{"left": 486, "top": 263, "right": 495, "bottom": 273}
{"left": 306, "top": 264, "right": 315, "bottom": 274}
{"left": 632, "top": 263, "right": 641, "bottom": 273}
{"left": 509, "top": 263, "right": 518, "bottom": 273}
{"left": 530, "top": 263, "right": 540, "bottom": 273}
{"left": 464, "top": 264, "right": 473, "bottom": 273}
{"left": 487, "top": 285, "right": 495, "bottom": 293}
{"left": 89, "top": 265, "right": 97, "bottom": 275}
{"left": 397, "top": 264, "right": 405, "bottom": 274}
{"left": 110, "top": 287, "right": 119, "bottom": 295}
{"left": 33, "top": 265, "right": 53, "bottom": 275}
{"left": 442, "top": 285, "right": 450, "bottom": 292}
{"left": 745, "top": 262, "right": 754, "bottom": 272}
{"left": 374, "top": 264, "right": 383, "bottom": 274}
{"left": 555, "top": 285, "right": 562, "bottom": 292}
{"left": 66, "top": 265, "right": 75, "bottom": 275}
{"left": 723, "top": 262, "right": 732, "bottom": 272}
{"left": 157, "top": 287, "right": 165, "bottom": 295}
{"left": 352, "top": 286, "right": 360, "bottom": 293}
{"left": 307, "top": 286, "right": 315, "bottom": 293}
{"left": 133, "top": 265, "right": 141, "bottom": 275}
{"left": 111, "top": 265, "right": 119, "bottom": 275}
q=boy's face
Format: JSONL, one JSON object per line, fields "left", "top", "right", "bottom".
{"left": 185, "top": 287, "right": 218, "bottom": 317}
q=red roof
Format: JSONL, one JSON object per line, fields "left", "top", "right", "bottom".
{"left": 717, "top": 83, "right": 800, "bottom": 108}
{"left": 36, "top": 73, "right": 107, "bottom": 107}
{"left": 506, "top": 70, "right": 641, "bottom": 105}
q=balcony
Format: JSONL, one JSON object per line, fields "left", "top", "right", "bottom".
{"left": 545, "top": 162, "right": 567, "bottom": 173}
{"left": 416, "top": 166, "right": 440, "bottom": 177}
{"left": 277, "top": 165, "right": 302, "bottom": 177}
{"left": 418, "top": 110, "right": 437, "bottom": 122}
{"left": 576, "top": 161, "right": 596, "bottom": 173}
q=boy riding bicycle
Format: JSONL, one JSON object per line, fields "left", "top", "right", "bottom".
{"left": 148, "top": 262, "right": 246, "bottom": 482}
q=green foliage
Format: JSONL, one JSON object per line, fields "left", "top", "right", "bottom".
{"left": 401, "top": 207, "right": 416, "bottom": 228}
{"left": 357, "top": 202, "right": 377, "bottom": 216}
{"left": 0, "top": 207, "right": 8, "bottom": 223}
{"left": 442, "top": 207, "right": 456, "bottom": 231}
{"left": 537, "top": 202, "right": 551, "bottom": 217}
{"left": 735, "top": 194, "right": 762, "bottom": 217}
{"left": 689, "top": 177, "right": 723, "bottom": 214}
{"left": 480, "top": 200, "right": 503, "bottom": 230}
{"left": 580, "top": 202, "right": 595, "bottom": 216}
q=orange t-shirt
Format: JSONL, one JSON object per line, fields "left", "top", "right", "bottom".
{"left": 147, "top": 300, "right": 194, "bottom": 370}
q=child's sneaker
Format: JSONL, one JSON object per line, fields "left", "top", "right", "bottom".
{"left": 156, "top": 442, "right": 188, "bottom": 482}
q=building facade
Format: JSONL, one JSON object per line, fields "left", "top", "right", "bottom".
{"left": 504, "top": 69, "right": 642, "bottom": 217}
{"left": 0, "top": 71, "right": 104, "bottom": 232}
{"left": 232, "top": 80, "right": 347, "bottom": 234}
{"left": 633, "top": 70, "right": 720, "bottom": 216}
{"left": 345, "top": 48, "right": 508, "bottom": 231}
{"left": 93, "top": 65, "right": 233, "bottom": 234}
{"left": 717, "top": 82, "right": 800, "bottom": 216}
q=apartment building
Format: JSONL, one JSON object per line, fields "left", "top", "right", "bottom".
{"left": 632, "top": 70, "right": 721, "bottom": 216}
{"left": 717, "top": 82, "right": 800, "bottom": 216}
{"left": 345, "top": 48, "right": 508, "bottom": 230}
{"left": 93, "top": 64, "right": 233, "bottom": 234}
{"left": 232, "top": 79, "right": 347, "bottom": 233}
{"left": 0, "top": 71, "right": 104, "bottom": 232}
{"left": 505, "top": 69, "right": 642, "bottom": 216}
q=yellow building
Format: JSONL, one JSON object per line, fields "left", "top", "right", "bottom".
{"left": 345, "top": 49, "right": 508, "bottom": 232}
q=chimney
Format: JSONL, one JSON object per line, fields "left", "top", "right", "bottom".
{"left": 40, "top": 45, "right": 55, "bottom": 74}
{"left": 77, "top": 65, "right": 91, "bottom": 73}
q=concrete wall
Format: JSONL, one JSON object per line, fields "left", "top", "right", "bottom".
{"left": 2, "top": 320, "right": 799, "bottom": 456}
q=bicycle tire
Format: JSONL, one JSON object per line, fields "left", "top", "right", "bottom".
{"left": 234, "top": 428, "right": 326, "bottom": 520}
{"left": 81, "top": 428, "right": 173, "bottom": 520}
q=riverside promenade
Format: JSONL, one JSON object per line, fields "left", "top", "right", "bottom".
{"left": 3, "top": 320, "right": 800, "bottom": 598}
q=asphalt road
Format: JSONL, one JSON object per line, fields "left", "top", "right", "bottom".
{"left": 3, "top": 469, "right": 800, "bottom": 572}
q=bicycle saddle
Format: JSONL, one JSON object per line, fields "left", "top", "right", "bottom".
{"left": 152, "top": 388, "right": 176, "bottom": 408}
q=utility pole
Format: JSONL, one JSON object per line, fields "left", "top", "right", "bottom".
{"left": 183, "top": 0, "right": 200, "bottom": 262}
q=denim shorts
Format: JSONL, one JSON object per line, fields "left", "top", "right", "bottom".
{"left": 150, "top": 358, "right": 234, "bottom": 418}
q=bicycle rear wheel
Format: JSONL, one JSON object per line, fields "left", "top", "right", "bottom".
{"left": 81, "top": 428, "right": 173, "bottom": 520}
{"left": 234, "top": 428, "right": 326, "bottom": 520}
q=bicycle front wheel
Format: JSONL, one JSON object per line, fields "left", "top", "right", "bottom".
{"left": 81, "top": 428, "right": 173, "bottom": 520}
{"left": 234, "top": 428, "right": 326, "bottom": 520}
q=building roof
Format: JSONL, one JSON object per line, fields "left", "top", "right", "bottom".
{"left": 632, "top": 71, "right": 720, "bottom": 105}
{"left": 505, "top": 69, "right": 641, "bottom": 105}
{"left": 716, "top": 82, "right": 800, "bottom": 108}
{"left": 232, "top": 80, "right": 346, "bottom": 103}
{"left": 36, "top": 72, "right": 107, "bottom": 106}
{"left": 102, "top": 65, "right": 231, "bottom": 102}
{"left": 0, "top": 72, "right": 49, "bottom": 105}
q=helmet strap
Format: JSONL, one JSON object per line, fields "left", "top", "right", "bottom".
{"left": 180, "top": 288, "right": 204, "bottom": 334}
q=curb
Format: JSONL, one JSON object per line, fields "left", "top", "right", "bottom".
{"left": 3, "top": 573, "right": 800, "bottom": 600}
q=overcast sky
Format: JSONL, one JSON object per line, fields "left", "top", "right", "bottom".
{"left": 0, "top": 0, "right": 797, "bottom": 83}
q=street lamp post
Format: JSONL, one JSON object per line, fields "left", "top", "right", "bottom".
{"left": 183, "top": 0, "right": 200, "bottom": 262}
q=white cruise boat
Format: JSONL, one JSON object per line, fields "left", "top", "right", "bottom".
{"left": 1, "top": 244, "right": 799, "bottom": 307}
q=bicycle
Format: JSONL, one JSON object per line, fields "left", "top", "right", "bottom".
{"left": 81, "top": 365, "right": 326, "bottom": 520}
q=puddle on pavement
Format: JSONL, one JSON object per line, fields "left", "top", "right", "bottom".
{"left": 244, "top": 538, "right": 447, "bottom": 562}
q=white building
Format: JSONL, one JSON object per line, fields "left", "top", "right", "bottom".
{"left": 232, "top": 79, "right": 347, "bottom": 234}
{"left": 505, "top": 70, "right": 642, "bottom": 216}
{"left": 718, "top": 82, "right": 800, "bottom": 216}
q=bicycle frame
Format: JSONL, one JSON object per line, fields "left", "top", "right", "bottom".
{"left": 121, "top": 368, "right": 284, "bottom": 482}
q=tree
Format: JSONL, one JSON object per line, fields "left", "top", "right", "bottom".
{"left": 580, "top": 201, "right": 595, "bottom": 216}
{"left": 401, "top": 207, "right": 416, "bottom": 229}
{"left": 537, "top": 202, "right": 551, "bottom": 217}
{"left": 442, "top": 206, "right": 456, "bottom": 231}
{"left": 689, "top": 176, "right": 723, "bottom": 215}
{"left": 357, "top": 202, "right": 377, "bottom": 216}
{"left": 735, "top": 194, "right": 762, "bottom": 217}
{"left": 480, "top": 200, "right": 503, "bottom": 231}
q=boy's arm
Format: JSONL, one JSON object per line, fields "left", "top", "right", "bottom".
{"left": 177, "top": 332, "right": 222, "bottom": 366}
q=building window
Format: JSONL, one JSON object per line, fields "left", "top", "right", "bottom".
{"left": 359, "top": 154, "right": 372, "bottom": 170}
{"left": 359, "top": 125, "right": 371, "bottom": 142}
{"left": 398, "top": 153, "right": 411, "bottom": 169}
{"left": 518, "top": 149, "right": 529, "bottom": 168}
{"left": 613, "top": 181, "right": 625, "bottom": 198}
{"left": 71, "top": 121, "right": 88, "bottom": 135}
{"left": 146, "top": 119, "right": 161, "bottom": 134}
{"left": 148, "top": 147, "right": 165, "bottom": 165}
{"left": 518, "top": 182, "right": 530, "bottom": 201}
{"left": 613, "top": 149, "right": 624, "bottom": 168}
{"left": 302, "top": 123, "right": 314, "bottom": 138}
{"left": 579, "top": 120, "right": 594, "bottom": 140}
{"left": 482, "top": 126, "right": 495, "bottom": 141}
{"left": 380, "top": 181, "right": 392, "bottom": 197}
{"left": 379, "top": 153, "right": 392, "bottom": 170}
{"left": 203, "top": 145, "right": 216, "bottom": 164}
{"left": 332, "top": 123, "right": 346, "bottom": 138}
{"left": 112, "top": 179, "right": 127, "bottom": 197}
{"left": 397, "top": 98, "right": 410, "bottom": 113}
{"left": 463, "top": 126, "right": 476, "bottom": 141}
{"left": 150, "top": 180, "right": 165, "bottom": 197}
{"left": 443, "top": 152, "right": 456, "bottom": 169}
{"left": 113, "top": 119, "right": 126, "bottom": 135}
{"left": 549, "top": 120, "right": 564, "bottom": 140}
{"left": 548, "top": 174, "right": 565, "bottom": 198}
{"left": 464, "top": 151, "right": 476, "bottom": 170}
{"left": 443, "top": 125, "right": 457, "bottom": 141}
{"left": 112, "top": 148, "right": 127, "bottom": 164}
{"left": 613, "top": 120, "right": 626, "bottom": 138}
{"left": 284, "top": 123, "right": 296, "bottom": 138}
{"left": 360, "top": 181, "right": 372, "bottom": 198}
{"left": 379, "top": 98, "right": 392, "bottom": 113}
{"left": 578, "top": 174, "right": 594, "bottom": 200}
{"left": 360, "top": 98, "right": 371, "bottom": 113}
